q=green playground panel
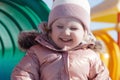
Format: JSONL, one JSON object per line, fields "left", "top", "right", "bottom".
{"left": 0, "top": 0, "right": 49, "bottom": 80}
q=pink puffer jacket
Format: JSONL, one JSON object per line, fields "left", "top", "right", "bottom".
{"left": 11, "top": 33, "right": 111, "bottom": 80}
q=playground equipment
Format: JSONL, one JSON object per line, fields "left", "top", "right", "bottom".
{"left": 91, "top": 0, "right": 120, "bottom": 46}
{"left": 91, "top": 0, "right": 120, "bottom": 80}
{"left": 0, "top": 0, "right": 49, "bottom": 80}
{"left": 93, "top": 27, "right": 120, "bottom": 80}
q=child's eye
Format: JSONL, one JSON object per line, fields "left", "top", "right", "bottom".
{"left": 70, "top": 27, "right": 78, "bottom": 30}
{"left": 57, "top": 26, "right": 63, "bottom": 29}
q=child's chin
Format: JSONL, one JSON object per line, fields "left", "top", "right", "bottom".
{"left": 61, "top": 46, "right": 72, "bottom": 51}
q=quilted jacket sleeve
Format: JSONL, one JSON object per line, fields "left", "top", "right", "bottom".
{"left": 11, "top": 48, "right": 40, "bottom": 80}
{"left": 88, "top": 52, "right": 111, "bottom": 80}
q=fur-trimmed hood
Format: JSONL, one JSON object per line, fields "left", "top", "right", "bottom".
{"left": 18, "top": 30, "right": 105, "bottom": 53}
{"left": 18, "top": 30, "right": 39, "bottom": 51}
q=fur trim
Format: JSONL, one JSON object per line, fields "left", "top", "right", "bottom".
{"left": 88, "top": 40, "right": 106, "bottom": 53}
{"left": 18, "top": 30, "right": 39, "bottom": 52}
{"left": 18, "top": 30, "right": 105, "bottom": 53}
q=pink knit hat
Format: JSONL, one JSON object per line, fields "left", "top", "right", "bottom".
{"left": 48, "top": 0, "right": 91, "bottom": 31}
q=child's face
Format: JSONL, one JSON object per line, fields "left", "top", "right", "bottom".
{"left": 50, "top": 17, "right": 85, "bottom": 50}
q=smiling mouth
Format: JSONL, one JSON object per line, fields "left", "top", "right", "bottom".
{"left": 59, "top": 38, "right": 72, "bottom": 42}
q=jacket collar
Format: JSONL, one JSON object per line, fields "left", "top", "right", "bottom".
{"left": 35, "top": 33, "right": 91, "bottom": 52}
{"left": 35, "top": 33, "right": 64, "bottom": 52}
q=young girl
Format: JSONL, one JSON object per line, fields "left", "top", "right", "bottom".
{"left": 11, "top": 0, "right": 111, "bottom": 80}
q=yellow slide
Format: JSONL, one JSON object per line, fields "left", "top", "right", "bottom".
{"left": 93, "top": 28, "right": 120, "bottom": 80}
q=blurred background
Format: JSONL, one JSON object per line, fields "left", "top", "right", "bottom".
{"left": 0, "top": 0, "right": 120, "bottom": 80}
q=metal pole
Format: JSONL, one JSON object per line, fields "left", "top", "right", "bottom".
{"left": 118, "top": 13, "right": 120, "bottom": 47}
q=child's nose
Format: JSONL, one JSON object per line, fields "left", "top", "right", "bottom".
{"left": 63, "top": 29, "right": 70, "bottom": 35}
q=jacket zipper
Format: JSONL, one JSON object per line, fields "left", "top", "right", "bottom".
{"left": 62, "top": 52, "right": 70, "bottom": 80}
